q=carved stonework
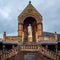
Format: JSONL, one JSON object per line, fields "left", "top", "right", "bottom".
{"left": 18, "top": 1, "right": 42, "bottom": 24}
{"left": 28, "top": 8, "right": 33, "bottom": 13}
{"left": 18, "top": 2, "right": 43, "bottom": 43}
{"left": 1, "top": 2, "right": 59, "bottom": 60}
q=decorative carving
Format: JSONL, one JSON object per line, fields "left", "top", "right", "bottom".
{"left": 28, "top": 8, "right": 33, "bottom": 13}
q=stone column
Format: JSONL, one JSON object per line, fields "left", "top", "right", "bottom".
{"left": 36, "top": 32, "right": 38, "bottom": 42}
{"left": 54, "top": 32, "right": 58, "bottom": 41}
{"left": 55, "top": 44, "right": 58, "bottom": 53}
{"left": 3, "top": 45, "right": 5, "bottom": 53}
{"left": 22, "top": 32, "right": 24, "bottom": 43}
{"left": 18, "top": 23, "right": 23, "bottom": 36}
{"left": 3, "top": 32, "right": 6, "bottom": 41}
{"left": 12, "top": 45, "right": 15, "bottom": 49}
{"left": 45, "top": 44, "right": 48, "bottom": 49}
{"left": 37, "top": 23, "right": 43, "bottom": 37}
{"left": 55, "top": 44, "right": 58, "bottom": 60}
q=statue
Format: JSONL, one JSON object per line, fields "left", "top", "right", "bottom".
{"left": 28, "top": 24, "right": 32, "bottom": 42}
{"left": 28, "top": 24, "right": 32, "bottom": 36}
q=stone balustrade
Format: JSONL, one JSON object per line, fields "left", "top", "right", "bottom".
{"left": 1, "top": 44, "right": 57, "bottom": 60}
{"left": 20, "top": 45, "right": 57, "bottom": 60}
{"left": 20, "top": 45, "right": 38, "bottom": 51}
{"left": 38, "top": 45, "right": 57, "bottom": 60}
{"left": 38, "top": 36, "right": 57, "bottom": 42}
{"left": 1, "top": 47, "right": 18, "bottom": 60}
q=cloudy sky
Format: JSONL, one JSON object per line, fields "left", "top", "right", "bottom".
{"left": 0, "top": 0, "right": 60, "bottom": 38}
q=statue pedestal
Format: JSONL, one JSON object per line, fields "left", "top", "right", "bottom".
{"left": 28, "top": 36, "right": 32, "bottom": 42}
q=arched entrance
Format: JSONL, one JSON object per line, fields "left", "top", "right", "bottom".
{"left": 23, "top": 17, "right": 37, "bottom": 42}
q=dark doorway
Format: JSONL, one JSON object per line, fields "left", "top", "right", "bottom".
{"left": 23, "top": 17, "right": 37, "bottom": 42}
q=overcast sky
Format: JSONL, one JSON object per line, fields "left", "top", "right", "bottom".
{"left": 0, "top": 0, "right": 60, "bottom": 38}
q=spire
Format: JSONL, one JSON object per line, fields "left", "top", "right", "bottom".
{"left": 29, "top": 1, "right": 31, "bottom": 4}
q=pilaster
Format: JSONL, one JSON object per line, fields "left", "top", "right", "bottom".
{"left": 37, "top": 23, "right": 43, "bottom": 37}
{"left": 18, "top": 23, "right": 23, "bottom": 37}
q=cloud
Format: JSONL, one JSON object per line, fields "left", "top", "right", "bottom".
{"left": 37, "top": 0, "right": 60, "bottom": 33}
{"left": 0, "top": 8, "right": 11, "bottom": 19}
{"left": 0, "top": 0, "right": 60, "bottom": 38}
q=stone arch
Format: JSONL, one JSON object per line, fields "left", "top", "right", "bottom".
{"left": 18, "top": 3, "right": 43, "bottom": 42}
{"left": 18, "top": 13, "right": 42, "bottom": 24}
{"left": 23, "top": 17, "right": 37, "bottom": 42}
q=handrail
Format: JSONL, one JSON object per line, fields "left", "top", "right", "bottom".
{"left": 1, "top": 47, "right": 18, "bottom": 60}
{"left": 1, "top": 44, "right": 57, "bottom": 60}
{"left": 38, "top": 45, "right": 57, "bottom": 60}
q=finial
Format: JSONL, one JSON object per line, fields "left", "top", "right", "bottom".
{"left": 29, "top": 1, "right": 31, "bottom": 4}
{"left": 3, "top": 32, "right": 6, "bottom": 36}
{"left": 55, "top": 32, "right": 57, "bottom": 34}
{"left": 4, "top": 32, "right": 6, "bottom": 34}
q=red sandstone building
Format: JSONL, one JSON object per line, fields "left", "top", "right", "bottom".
{"left": 0, "top": 1, "right": 60, "bottom": 60}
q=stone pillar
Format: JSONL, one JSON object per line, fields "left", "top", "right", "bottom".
{"left": 54, "top": 32, "right": 58, "bottom": 41}
{"left": 22, "top": 32, "right": 24, "bottom": 43}
{"left": 55, "top": 32, "right": 58, "bottom": 60}
{"left": 18, "top": 23, "right": 23, "bottom": 41}
{"left": 12, "top": 45, "right": 15, "bottom": 49}
{"left": 45, "top": 45, "right": 48, "bottom": 49}
{"left": 3, "top": 32, "right": 6, "bottom": 41}
{"left": 55, "top": 44, "right": 58, "bottom": 53}
{"left": 36, "top": 32, "right": 38, "bottom": 42}
{"left": 3, "top": 45, "right": 5, "bottom": 53}
{"left": 55, "top": 44, "right": 58, "bottom": 60}
{"left": 37, "top": 23, "right": 43, "bottom": 37}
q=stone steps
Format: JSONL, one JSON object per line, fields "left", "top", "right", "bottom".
{"left": 0, "top": 45, "right": 57, "bottom": 60}
{"left": 38, "top": 45, "right": 57, "bottom": 60}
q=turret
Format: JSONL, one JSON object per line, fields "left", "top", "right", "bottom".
{"left": 54, "top": 32, "right": 58, "bottom": 41}
{"left": 3, "top": 32, "right": 6, "bottom": 41}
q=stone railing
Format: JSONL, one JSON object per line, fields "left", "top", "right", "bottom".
{"left": 38, "top": 36, "right": 57, "bottom": 42}
{"left": 0, "top": 44, "right": 58, "bottom": 60}
{"left": 38, "top": 45, "right": 57, "bottom": 60}
{"left": 20, "top": 45, "right": 38, "bottom": 51}
{"left": 19, "top": 44, "right": 57, "bottom": 60}
{"left": 1, "top": 47, "right": 18, "bottom": 60}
